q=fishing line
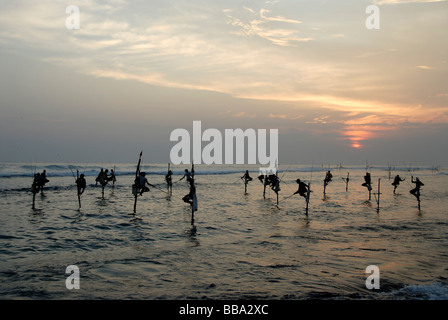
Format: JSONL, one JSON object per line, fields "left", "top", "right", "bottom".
{"left": 68, "top": 164, "right": 78, "bottom": 182}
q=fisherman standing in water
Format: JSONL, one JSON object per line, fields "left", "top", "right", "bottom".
{"left": 294, "top": 179, "right": 309, "bottom": 198}
{"left": 391, "top": 175, "right": 405, "bottom": 194}
{"left": 410, "top": 176, "right": 424, "bottom": 199}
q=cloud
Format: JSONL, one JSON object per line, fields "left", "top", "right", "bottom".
{"left": 415, "top": 65, "right": 434, "bottom": 70}
{"left": 224, "top": 4, "right": 312, "bottom": 47}
{"left": 0, "top": 0, "right": 447, "bottom": 151}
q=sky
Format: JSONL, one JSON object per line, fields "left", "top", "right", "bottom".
{"left": 0, "top": 0, "right": 447, "bottom": 166}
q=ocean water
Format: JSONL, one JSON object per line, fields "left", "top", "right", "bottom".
{"left": 0, "top": 162, "right": 447, "bottom": 300}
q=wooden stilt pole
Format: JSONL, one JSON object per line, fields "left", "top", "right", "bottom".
{"left": 167, "top": 163, "right": 172, "bottom": 196}
{"left": 133, "top": 194, "right": 138, "bottom": 214}
{"left": 376, "top": 178, "right": 381, "bottom": 212}
{"left": 305, "top": 182, "right": 311, "bottom": 216}
{"left": 31, "top": 172, "right": 37, "bottom": 210}
{"left": 417, "top": 190, "right": 421, "bottom": 211}
{"left": 263, "top": 175, "right": 267, "bottom": 199}
{"left": 133, "top": 151, "right": 143, "bottom": 214}
{"left": 32, "top": 189, "right": 36, "bottom": 210}
{"left": 77, "top": 169, "right": 81, "bottom": 209}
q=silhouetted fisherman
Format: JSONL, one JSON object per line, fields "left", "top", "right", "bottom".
{"left": 95, "top": 168, "right": 106, "bottom": 186}
{"left": 324, "top": 170, "right": 333, "bottom": 186}
{"left": 362, "top": 172, "right": 372, "bottom": 191}
{"left": 166, "top": 169, "right": 173, "bottom": 193}
{"left": 241, "top": 170, "right": 253, "bottom": 183}
{"left": 294, "top": 179, "right": 309, "bottom": 198}
{"left": 32, "top": 173, "right": 41, "bottom": 194}
{"left": 410, "top": 176, "right": 424, "bottom": 199}
{"left": 269, "top": 174, "right": 280, "bottom": 194}
{"left": 182, "top": 177, "right": 198, "bottom": 230}
{"left": 108, "top": 169, "right": 116, "bottom": 186}
{"left": 241, "top": 170, "right": 253, "bottom": 193}
{"left": 40, "top": 170, "right": 49, "bottom": 192}
{"left": 179, "top": 169, "right": 193, "bottom": 183}
{"left": 182, "top": 178, "right": 197, "bottom": 207}
{"left": 76, "top": 173, "right": 86, "bottom": 195}
{"left": 391, "top": 175, "right": 405, "bottom": 194}
{"left": 136, "top": 172, "right": 154, "bottom": 196}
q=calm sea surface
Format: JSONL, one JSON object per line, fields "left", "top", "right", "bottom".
{"left": 0, "top": 163, "right": 447, "bottom": 300}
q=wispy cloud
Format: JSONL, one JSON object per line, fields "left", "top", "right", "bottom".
{"left": 416, "top": 65, "right": 434, "bottom": 70}
{"left": 224, "top": 4, "right": 312, "bottom": 47}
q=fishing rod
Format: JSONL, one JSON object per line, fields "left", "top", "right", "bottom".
{"left": 68, "top": 164, "right": 77, "bottom": 181}
{"left": 148, "top": 183, "right": 170, "bottom": 195}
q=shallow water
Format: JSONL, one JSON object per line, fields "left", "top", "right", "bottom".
{"left": 0, "top": 163, "right": 447, "bottom": 300}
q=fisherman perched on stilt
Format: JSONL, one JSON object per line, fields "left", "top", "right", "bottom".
{"left": 294, "top": 179, "right": 310, "bottom": 198}
{"left": 95, "top": 168, "right": 105, "bottom": 186}
{"left": 108, "top": 168, "right": 116, "bottom": 187}
{"left": 76, "top": 173, "right": 87, "bottom": 195}
{"left": 410, "top": 176, "right": 424, "bottom": 200}
{"left": 241, "top": 170, "right": 253, "bottom": 193}
{"left": 182, "top": 178, "right": 197, "bottom": 209}
{"left": 166, "top": 164, "right": 173, "bottom": 195}
{"left": 268, "top": 173, "right": 281, "bottom": 204}
{"left": 33, "top": 173, "right": 43, "bottom": 194}
{"left": 391, "top": 174, "right": 405, "bottom": 194}
{"left": 40, "top": 170, "right": 49, "bottom": 193}
{"left": 135, "top": 172, "right": 155, "bottom": 196}
{"left": 96, "top": 168, "right": 109, "bottom": 199}
{"left": 179, "top": 169, "right": 193, "bottom": 183}
{"left": 343, "top": 172, "right": 350, "bottom": 192}
{"left": 362, "top": 172, "right": 373, "bottom": 200}
{"left": 362, "top": 172, "right": 372, "bottom": 191}
{"left": 323, "top": 170, "right": 332, "bottom": 194}
{"left": 324, "top": 170, "right": 332, "bottom": 186}
{"left": 181, "top": 165, "right": 198, "bottom": 231}
{"left": 31, "top": 173, "right": 40, "bottom": 209}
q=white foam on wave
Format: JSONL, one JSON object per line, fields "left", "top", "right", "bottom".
{"left": 393, "top": 282, "right": 448, "bottom": 300}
